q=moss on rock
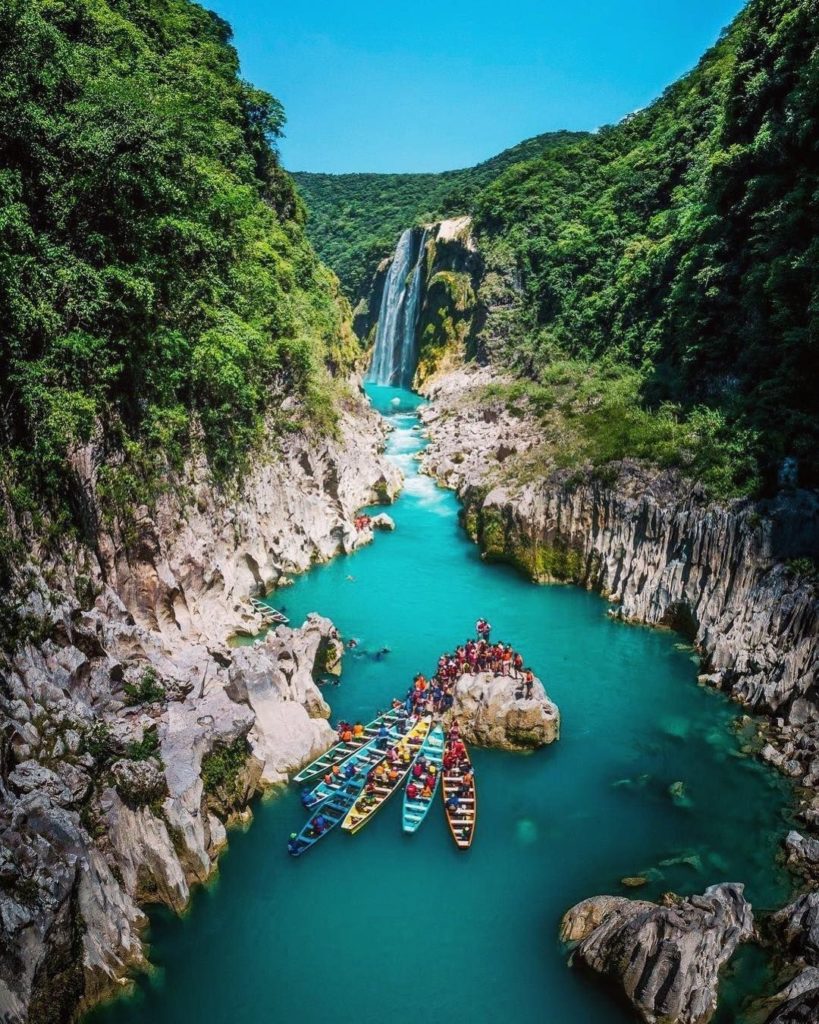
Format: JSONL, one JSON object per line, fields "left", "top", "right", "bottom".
{"left": 416, "top": 270, "right": 477, "bottom": 384}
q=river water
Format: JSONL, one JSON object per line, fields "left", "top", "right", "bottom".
{"left": 89, "top": 386, "right": 794, "bottom": 1024}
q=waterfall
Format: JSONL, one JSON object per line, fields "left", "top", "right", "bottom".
{"left": 368, "top": 227, "right": 428, "bottom": 388}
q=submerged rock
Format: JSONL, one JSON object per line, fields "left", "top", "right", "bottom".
{"left": 669, "top": 780, "right": 693, "bottom": 808}
{"left": 560, "top": 883, "right": 754, "bottom": 1024}
{"left": 447, "top": 670, "right": 559, "bottom": 750}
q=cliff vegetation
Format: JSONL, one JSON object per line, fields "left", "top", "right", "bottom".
{"left": 0, "top": 0, "right": 359, "bottom": 627}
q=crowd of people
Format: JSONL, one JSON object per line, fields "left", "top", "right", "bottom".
{"left": 289, "top": 620, "right": 536, "bottom": 850}
{"left": 402, "top": 619, "right": 537, "bottom": 717}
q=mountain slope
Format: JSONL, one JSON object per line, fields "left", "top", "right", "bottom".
{"left": 465, "top": 0, "right": 817, "bottom": 494}
{"left": 292, "top": 131, "right": 587, "bottom": 301}
{"left": 0, "top": 0, "right": 358, "bottom": 585}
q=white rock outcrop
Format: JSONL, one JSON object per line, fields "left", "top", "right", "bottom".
{"left": 560, "top": 884, "right": 754, "bottom": 1024}
{"left": 447, "top": 671, "right": 559, "bottom": 750}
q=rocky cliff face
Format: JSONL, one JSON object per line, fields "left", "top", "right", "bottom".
{"left": 420, "top": 366, "right": 818, "bottom": 797}
{"left": 0, "top": 387, "right": 400, "bottom": 1023}
{"left": 560, "top": 884, "right": 755, "bottom": 1024}
{"left": 355, "top": 217, "right": 482, "bottom": 387}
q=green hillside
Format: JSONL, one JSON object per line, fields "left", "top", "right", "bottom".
{"left": 473, "top": 0, "right": 818, "bottom": 494}
{"left": 292, "top": 131, "right": 587, "bottom": 300}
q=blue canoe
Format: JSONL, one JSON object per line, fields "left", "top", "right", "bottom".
{"left": 401, "top": 724, "right": 445, "bottom": 833}
{"left": 288, "top": 774, "right": 368, "bottom": 857}
{"left": 299, "top": 716, "right": 413, "bottom": 809}
{"left": 291, "top": 706, "right": 406, "bottom": 784}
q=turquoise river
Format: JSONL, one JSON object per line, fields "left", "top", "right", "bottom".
{"left": 89, "top": 386, "right": 796, "bottom": 1024}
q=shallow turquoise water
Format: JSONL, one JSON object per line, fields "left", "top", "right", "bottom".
{"left": 90, "top": 386, "right": 794, "bottom": 1024}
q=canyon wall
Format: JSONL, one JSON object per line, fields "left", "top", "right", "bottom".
{"left": 420, "top": 365, "right": 818, "bottom": 811}
{"left": 0, "top": 386, "right": 400, "bottom": 1023}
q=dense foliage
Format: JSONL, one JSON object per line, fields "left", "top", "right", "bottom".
{"left": 0, "top": 0, "right": 357, "bottom": 544}
{"left": 474, "top": 0, "right": 818, "bottom": 493}
{"left": 293, "top": 132, "right": 586, "bottom": 302}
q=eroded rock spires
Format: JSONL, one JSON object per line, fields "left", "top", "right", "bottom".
{"left": 560, "top": 884, "right": 754, "bottom": 1024}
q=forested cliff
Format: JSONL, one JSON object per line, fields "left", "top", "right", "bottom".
{"left": 0, "top": 0, "right": 359, "bottom": 637}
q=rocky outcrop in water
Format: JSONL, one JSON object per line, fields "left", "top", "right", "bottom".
{"left": 447, "top": 670, "right": 559, "bottom": 750}
{"left": 762, "top": 892, "right": 819, "bottom": 1023}
{"left": 0, "top": 389, "right": 399, "bottom": 1022}
{"left": 560, "top": 884, "right": 754, "bottom": 1024}
{"left": 764, "top": 972, "right": 819, "bottom": 1023}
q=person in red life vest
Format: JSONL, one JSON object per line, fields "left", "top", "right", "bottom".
{"left": 476, "top": 617, "right": 491, "bottom": 642}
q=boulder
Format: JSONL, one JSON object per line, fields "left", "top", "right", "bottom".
{"left": 785, "top": 831, "right": 819, "bottom": 880}
{"left": 370, "top": 513, "right": 395, "bottom": 531}
{"left": 560, "top": 884, "right": 754, "bottom": 1024}
{"left": 448, "top": 671, "right": 559, "bottom": 750}
{"left": 227, "top": 615, "right": 337, "bottom": 786}
{"left": 764, "top": 968, "right": 819, "bottom": 1023}
{"left": 110, "top": 759, "right": 167, "bottom": 808}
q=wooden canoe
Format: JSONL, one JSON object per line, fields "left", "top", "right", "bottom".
{"left": 441, "top": 736, "right": 477, "bottom": 849}
{"left": 341, "top": 718, "right": 431, "bottom": 835}
{"left": 300, "top": 716, "right": 412, "bottom": 809}
{"left": 401, "top": 724, "right": 445, "bottom": 833}
{"left": 287, "top": 773, "right": 367, "bottom": 857}
{"left": 291, "top": 706, "right": 406, "bottom": 784}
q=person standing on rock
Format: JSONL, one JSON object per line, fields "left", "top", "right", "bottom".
{"left": 524, "top": 669, "right": 534, "bottom": 699}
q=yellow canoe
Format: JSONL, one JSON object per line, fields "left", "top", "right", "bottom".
{"left": 341, "top": 718, "right": 431, "bottom": 835}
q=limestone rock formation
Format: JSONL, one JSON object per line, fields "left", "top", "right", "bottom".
{"left": 560, "top": 884, "right": 754, "bottom": 1024}
{"left": 448, "top": 671, "right": 559, "bottom": 750}
{"left": 770, "top": 891, "right": 819, "bottom": 967}
{"left": 763, "top": 969, "right": 819, "bottom": 1023}
{"left": 764, "top": 894, "right": 819, "bottom": 1022}
{"left": 0, "top": 389, "right": 398, "bottom": 1022}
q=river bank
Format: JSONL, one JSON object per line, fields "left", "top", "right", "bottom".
{"left": 85, "top": 386, "right": 799, "bottom": 1024}
{"left": 0, "top": 386, "right": 400, "bottom": 1022}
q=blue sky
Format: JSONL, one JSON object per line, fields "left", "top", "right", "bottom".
{"left": 210, "top": 0, "right": 747, "bottom": 174}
